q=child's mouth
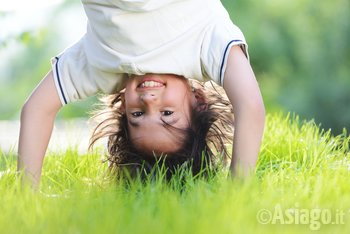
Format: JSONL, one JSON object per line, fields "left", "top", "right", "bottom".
{"left": 138, "top": 81, "right": 164, "bottom": 88}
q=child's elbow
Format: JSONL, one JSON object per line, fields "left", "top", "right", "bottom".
{"left": 250, "top": 97, "right": 266, "bottom": 125}
{"left": 242, "top": 95, "right": 265, "bottom": 125}
{"left": 253, "top": 97, "right": 265, "bottom": 121}
{"left": 20, "top": 100, "right": 32, "bottom": 121}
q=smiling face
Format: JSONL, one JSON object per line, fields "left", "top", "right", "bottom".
{"left": 123, "top": 74, "right": 197, "bottom": 156}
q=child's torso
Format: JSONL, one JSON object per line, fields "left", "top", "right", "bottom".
{"left": 80, "top": 0, "right": 229, "bottom": 79}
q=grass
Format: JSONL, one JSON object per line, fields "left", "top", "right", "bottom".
{"left": 1, "top": 113, "right": 350, "bottom": 234}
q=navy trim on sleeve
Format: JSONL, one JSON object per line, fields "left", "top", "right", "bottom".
{"left": 55, "top": 56, "right": 68, "bottom": 105}
{"left": 219, "top": 40, "right": 242, "bottom": 85}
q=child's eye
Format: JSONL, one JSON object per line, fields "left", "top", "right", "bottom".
{"left": 162, "top": 111, "right": 174, "bottom": 116}
{"left": 131, "top": 111, "right": 144, "bottom": 117}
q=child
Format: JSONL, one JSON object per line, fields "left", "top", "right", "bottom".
{"left": 18, "top": 0, "right": 265, "bottom": 186}
{"left": 89, "top": 76, "right": 235, "bottom": 178}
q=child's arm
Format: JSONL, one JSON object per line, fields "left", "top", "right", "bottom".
{"left": 18, "top": 71, "right": 62, "bottom": 188}
{"left": 223, "top": 46, "right": 265, "bottom": 177}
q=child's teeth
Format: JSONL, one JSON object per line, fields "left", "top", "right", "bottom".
{"left": 141, "top": 81, "right": 162, "bottom": 87}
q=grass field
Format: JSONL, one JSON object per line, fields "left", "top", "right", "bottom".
{"left": 1, "top": 113, "right": 349, "bottom": 234}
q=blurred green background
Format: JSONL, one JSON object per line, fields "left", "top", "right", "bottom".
{"left": 0, "top": 0, "right": 349, "bottom": 133}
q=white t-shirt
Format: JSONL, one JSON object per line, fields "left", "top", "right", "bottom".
{"left": 100, "top": 0, "right": 185, "bottom": 11}
{"left": 52, "top": 0, "right": 248, "bottom": 104}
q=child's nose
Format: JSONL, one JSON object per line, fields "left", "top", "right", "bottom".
{"left": 140, "top": 93, "right": 158, "bottom": 104}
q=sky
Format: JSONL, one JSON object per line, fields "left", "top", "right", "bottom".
{"left": 0, "top": 0, "right": 63, "bottom": 12}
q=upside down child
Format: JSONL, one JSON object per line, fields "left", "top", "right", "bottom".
{"left": 18, "top": 0, "right": 265, "bottom": 187}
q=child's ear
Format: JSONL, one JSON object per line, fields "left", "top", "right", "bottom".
{"left": 120, "top": 93, "right": 125, "bottom": 112}
{"left": 192, "top": 89, "right": 208, "bottom": 112}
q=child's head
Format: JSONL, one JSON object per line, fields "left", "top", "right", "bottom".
{"left": 90, "top": 74, "right": 234, "bottom": 178}
{"left": 122, "top": 74, "right": 197, "bottom": 155}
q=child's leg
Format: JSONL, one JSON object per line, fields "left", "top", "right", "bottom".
{"left": 18, "top": 70, "right": 62, "bottom": 188}
{"left": 223, "top": 46, "right": 265, "bottom": 177}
